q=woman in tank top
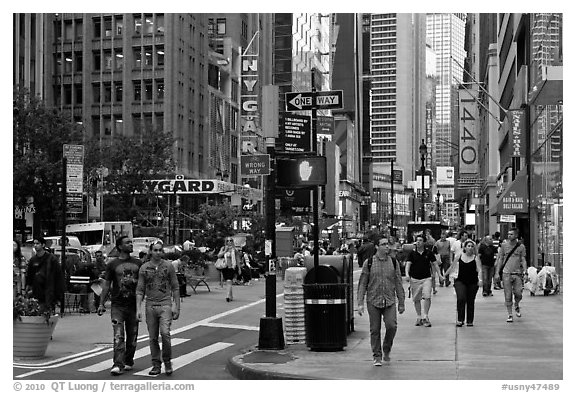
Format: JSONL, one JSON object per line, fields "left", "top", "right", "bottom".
{"left": 444, "top": 239, "right": 483, "bottom": 326}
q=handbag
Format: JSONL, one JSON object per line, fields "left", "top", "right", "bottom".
{"left": 498, "top": 243, "right": 520, "bottom": 276}
{"left": 214, "top": 258, "right": 226, "bottom": 270}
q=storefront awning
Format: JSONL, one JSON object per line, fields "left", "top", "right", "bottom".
{"left": 491, "top": 171, "right": 528, "bottom": 216}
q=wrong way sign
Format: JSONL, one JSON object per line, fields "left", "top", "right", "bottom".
{"left": 240, "top": 154, "right": 270, "bottom": 176}
{"left": 285, "top": 90, "right": 344, "bottom": 111}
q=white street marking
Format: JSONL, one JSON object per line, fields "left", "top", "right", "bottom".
{"left": 134, "top": 342, "right": 234, "bottom": 377}
{"left": 79, "top": 338, "right": 188, "bottom": 373}
{"left": 202, "top": 322, "right": 260, "bottom": 331}
{"left": 15, "top": 369, "right": 45, "bottom": 378}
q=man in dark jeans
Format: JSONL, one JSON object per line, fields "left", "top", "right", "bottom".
{"left": 478, "top": 235, "right": 497, "bottom": 296}
{"left": 98, "top": 236, "right": 142, "bottom": 376}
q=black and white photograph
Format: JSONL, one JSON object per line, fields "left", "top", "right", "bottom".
{"left": 7, "top": 5, "right": 570, "bottom": 391}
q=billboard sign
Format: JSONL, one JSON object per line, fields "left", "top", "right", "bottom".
{"left": 278, "top": 112, "right": 311, "bottom": 152}
{"left": 437, "top": 166, "right": 455, "bottom": 186}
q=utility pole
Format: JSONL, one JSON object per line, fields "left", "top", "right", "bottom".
{"left": 391, "top": 159, "right": 394, "bottom": 236}
{"left": 311, "top": 68, "right": 320, "bottom": 280}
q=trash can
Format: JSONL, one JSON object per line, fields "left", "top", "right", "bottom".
{"left": 303, "top": 265, "right": 348, "bottom": 351}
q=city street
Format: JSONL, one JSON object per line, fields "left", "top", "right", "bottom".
{"left": 13, "top": 276, "right": 282, "bottom": 380}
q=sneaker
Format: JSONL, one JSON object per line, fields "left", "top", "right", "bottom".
{"left": 415, "top": 318, "right": 423, "bottom": 326}
{"left": 515, "top": 306, "right": 521, "bottom": 317}
{"left": 110, "top": 366, "right": 123, "bottom": 376}
{"left": 466, "top": 322, "right": 474, "bottom": 327}
{"left": 456, "top": 321, "right": 464, "bottom": 327}
{"left": 433, "top": 289, "right": 438, "bottom": 295}
{"left": 149, "top": 366, "right": 161, "bottom": 376}
{"left": 422, "top": 318, "right": 432, "bottom": 327}
{"left": 506, "top": 315, "right": 513, "bottom": 323}
{"left": 165, "top": 362, "right": 173, "bottom": 376}
{"left": 123, "top": 365, "right": 133, "bottom": 371}
{"left": 373, "top": 358, "right": 383, "bottom": 367}
{"left": 383, "top": 352, "right": 391, "bottom": 362}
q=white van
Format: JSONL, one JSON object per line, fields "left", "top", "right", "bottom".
{"left": 66, "top": 221, "right": 133, "bottom": 257}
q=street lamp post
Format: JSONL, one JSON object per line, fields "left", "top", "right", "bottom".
{"left": 419, "top": 139, "right": 428, "bottom": 222}
{"left": 436, "top": 190, "right": 442, "bottom": 223}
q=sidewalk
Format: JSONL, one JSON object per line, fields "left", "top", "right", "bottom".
{"left": 228, "top": 282, "right": 564, "bottom": 380}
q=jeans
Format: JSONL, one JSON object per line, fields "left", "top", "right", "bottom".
{"left": 110, "top": 305, "right": 139, "bottom": 369}
{"left": 481, "top": 265, "right": 495, "bottom": 294}
{"left": 502, "top": 273, "right": 524, "bottom": 314}
{"left": 454, "top": 280, "right": 479, "bottom": 324}
{"left": 146, "top": 304, "right": 173, "bottom": 367}
{"left": 367, "top": 303, "right": 397, "bottom": 359}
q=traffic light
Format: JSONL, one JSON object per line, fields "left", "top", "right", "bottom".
{"left": 276, "top": 155, "right": 327, "bottom": 188}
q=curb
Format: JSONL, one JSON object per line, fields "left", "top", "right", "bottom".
{"left": 226, "top": 349, "right": 319, "bottom": 380}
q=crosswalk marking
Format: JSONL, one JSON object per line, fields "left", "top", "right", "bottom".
{"left": 202, "top": 322, "right": 260, "bottom": 331}
{"left": 78, "top": 338, "right": 189, "bottom": 373}
{"left": 134, "top": 342, "right": 234, "bottom": 377}
{"left": 15, "top": 370, "right": 45, "bottom": 378}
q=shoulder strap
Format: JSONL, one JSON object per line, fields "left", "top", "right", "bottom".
{"left": 502, "top": 243, "right": 521, "bottom": 269}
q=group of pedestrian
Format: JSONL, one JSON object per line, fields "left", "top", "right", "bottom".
{"left": 357, "top": 227, "right": 531, "bottom": 366}
{"left": 98, "top": 236, "right": 180, "bottom": 376}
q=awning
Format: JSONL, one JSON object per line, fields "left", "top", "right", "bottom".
{"left": 491, "top": 170, "right": 528, "bottom": 216}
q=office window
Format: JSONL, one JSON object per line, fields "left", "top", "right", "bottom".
{"left": 156, "top": 113, "right": 164, "bottom": 132}
{"left": 115, "top": 16, "right": 123, "bottom": 35}
{"left": 115, "top": 50, "right": 123, "bottom": 70}
{"left": 134, "top": 15, "right": 142, "bottom": 34}
{"left": 64, "top": 20, "right": 73, "bottom": 40}
{"left": 144, "top": 47, "right": 153, "bottom": 67}
{"left": 144, "top": 114, "right": 153, "bottom": 132}
{"left": 145, "top": 80, "right": 153, "bottom": 100}
{"left": 75, "top": 52, "right": 83, "bottom": 72}
{"left": 133, "top": 48, "right": 142, "bottom": 67}
{"left": 104, "top": 18, "right": 112, "bottom": 37}
{"left": 104, "top": 51, "right": 112, "bottom": 70}
{"left": 64, "top": 53, "right": 73, "bottom": 73}
{"left": 64, "top": 85, "right": 72, "bottom": 105}
{"left": 104, "top": 83, "right": 112, "bottom": 102}
{"left": 75, "top": 20, "right": 83, "bottom": 39}
{"left": 114, "top": 116, "right": 123, "bottom": 135}
{"left": 156, "top": 80, "right": 164, "bottom": 99}
{"left": 133, "top": 81, "right": 141, "bottom": 101}
{"left": 54, "top": 20, "right": 62, "bottom": 41}
{"left": 144, "top": 15, "right": 154, "bottom": 34}
{"left": 156, "top": 14, "right": 164, "bottom": 33}
{"left": 94, "top": 51, "right": 101, "bottom": 71}
{"left": 93, "top": 83, "right": 100, "bottom": 101}
{"left": 157, "top": 47, "right": 164, "bottom": 66}
{"left": 115, "top": 82, "right": 123, "bottom": 102}
{"left": 103, "top": 117, "right": 112, "bottom": 136}
{"left": 93, "top": 18, "right": 101, "bottom": 38}
{"left": 75, "top": 84, "right": 82, "bottom": 104}
{"left": 55, "top": 55, "right": 62, "bottom": 74}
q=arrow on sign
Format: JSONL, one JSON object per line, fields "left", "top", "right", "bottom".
{"left": 287, "top": 93, "right": 312, "bottom": 110}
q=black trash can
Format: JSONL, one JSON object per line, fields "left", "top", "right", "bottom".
{"left": 303, "top": 265, "right": 348, "bottom": 351}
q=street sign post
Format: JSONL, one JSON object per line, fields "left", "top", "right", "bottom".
{"left": 285, "top": 90, "right": 344, "bottom": 111}
{"left": 240, "top": 154, "right": 270, "bottom": 176}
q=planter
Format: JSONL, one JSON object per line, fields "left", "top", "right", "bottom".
{"left": 13, "top": 315, "right": 59, "bottom": 359}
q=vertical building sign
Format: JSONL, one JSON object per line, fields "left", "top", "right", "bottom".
{"left": 425, "top": 105, "right": 433, "bottom": 169}
{"left": 241, "top": 52, "right": 260, "bottom": 137}
{"left": 510, "top": 110, "right": 525, "bottom": 157}
{"left": 458, "top": 90, "right": 479, "bottom": 175}
{"left": 63, "top": 144, "right": 84, "bottom": 214}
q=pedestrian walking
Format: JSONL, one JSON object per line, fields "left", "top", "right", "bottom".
{"left": 405, "top": 234, "right": 443, "bottom": 327}
{"left": 444, "top": 239, "right": 483, "bottom": 326}
{"left": 494, "top": 228, "right": 527, "bottom": 323}
{"left": 98, "top": 235, "right": 142, "bottom": 376}
{"left": 433, "top": 231, "right": 452, "bottom": 287}
{"left": 136, "top": 240, "right": 180, "bottom": 376}
{"left": 492, "top": 232, "right": 503, "bottom": 290}
{"left": 217, "top": 237, "right": 241, "bottom": 302}
{"left": 357, "top": 236, "right": 405, "bottom": 365}
{"left": 478, "top": 235, "right": 498, "bottom": 296}
{"left": 25, "top": 237, "right": 65, "bottom": 314}
{"left": 424, "top": 229, "right": 438, "bottom": 294}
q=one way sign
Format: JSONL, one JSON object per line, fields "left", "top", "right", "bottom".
{"left": 285, "top": 90, "right": 344, "bottom": 111}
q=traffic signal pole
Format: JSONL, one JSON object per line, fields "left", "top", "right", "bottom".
{"left": 311, "top": 68, "right": 320, "bottom": 281}
{"left": 258, "top": 85, "right": 284, "bottom": 350}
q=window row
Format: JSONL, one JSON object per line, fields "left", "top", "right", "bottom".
{"left": 92, "top": 14, "right": 165, "bottom": 39}
{"left": 91, "top": 113, "right": 164, "bottom": 137}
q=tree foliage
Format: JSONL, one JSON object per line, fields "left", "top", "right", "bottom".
{"left": 13, "top": 87, "right": 83, "bottom": 230}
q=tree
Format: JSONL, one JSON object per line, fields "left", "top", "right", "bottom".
{"left": 13, "top": 87, "right": 83, "bottom": 235}
{"left": 83, "top": 129, "right": 175, "bottom": 221}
